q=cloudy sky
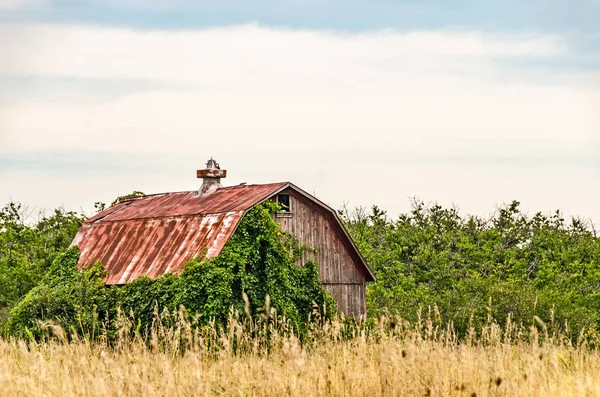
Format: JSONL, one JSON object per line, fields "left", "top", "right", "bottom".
{"left": 0, "top": 0, "right": 599, "bottom": 224}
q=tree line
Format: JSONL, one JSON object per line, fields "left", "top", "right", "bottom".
{"left": 1, "top": 197, "right": 599, "bottom": 338}
{"left": 341, "top": 200, "right": 600, "bottom": 336}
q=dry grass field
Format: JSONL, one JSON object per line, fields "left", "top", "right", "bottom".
{"left": 1, "top": 309, "right": 599, "bottom": 397}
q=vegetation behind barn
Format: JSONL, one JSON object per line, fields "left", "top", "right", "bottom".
{"left": 1, "top": 197, "right": 600, "bottom": 339}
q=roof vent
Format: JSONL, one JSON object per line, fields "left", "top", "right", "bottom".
{"left": 197, "top": 157, "right": 227, "bottom": 196}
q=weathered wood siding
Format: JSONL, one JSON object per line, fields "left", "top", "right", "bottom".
{"left": 273, "top": 189, "right": 367, "bottom": 317}
{"left": 322, "top": 283, "right": 366, "bottom": 318}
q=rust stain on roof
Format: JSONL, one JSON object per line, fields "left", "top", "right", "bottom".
{"left": 73, "top": 183, "right": 287, "bottom": 284}
{"left": 86, "top": 182, "right": 287, "bottom": 223}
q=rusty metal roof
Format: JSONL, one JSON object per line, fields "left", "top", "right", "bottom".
{"left": 85, "top": 182, "right": 288, "bottom": 223}
{"left": 73, "top": 183, "right": 287, "bottom": 284}
{"left": 73, "top": 181, "right": 375, "bottom": 285}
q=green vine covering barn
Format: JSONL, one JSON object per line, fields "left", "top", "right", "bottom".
{"left": 72, "top": 158, "right": 375, "bottom": 317}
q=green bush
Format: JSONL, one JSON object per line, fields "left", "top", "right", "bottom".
{"left": 0, "top": 203, "right": 84, "bottom": 329}
{"left": 4, "top": 248, "right": 117, "bottom": 339}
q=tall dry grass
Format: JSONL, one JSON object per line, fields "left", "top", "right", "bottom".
{"left": 1, "top": 303, "right": 599, "bottom": 396}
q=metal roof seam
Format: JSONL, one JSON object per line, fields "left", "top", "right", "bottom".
{"left": 88, "top": 210, "right": 257, "bottom": 224}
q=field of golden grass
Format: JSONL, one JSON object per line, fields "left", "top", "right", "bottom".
{"left": 1, "top": 308, "right": 599, "bottom": 396}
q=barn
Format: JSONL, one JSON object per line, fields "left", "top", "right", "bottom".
{"left": 72, "top": 159, "right": 375, "bottom": 317}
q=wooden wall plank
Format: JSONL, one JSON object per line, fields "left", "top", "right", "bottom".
{"left": 274, "top": 189, "right": 367, "bottom": 317}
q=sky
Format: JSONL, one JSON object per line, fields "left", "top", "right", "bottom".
{"left": 0, "top": 0, "right": 599, "bottom": 224}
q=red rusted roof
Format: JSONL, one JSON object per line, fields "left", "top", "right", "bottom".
{"left": 73, "top": 181, "right": 375, "bottom": 285}
{"left": 85, "top": 182, "right": 288, "bottom": 223}
{"left": 73, "top": 183, "right": 287, "bottom": 284}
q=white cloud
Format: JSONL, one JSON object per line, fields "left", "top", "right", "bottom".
{"left": 0, "top": 0, "right": 46, "bottom": 10}
{"left": 0, "top": 22, "right": 598, "bottom": 222}
{"left": 0, "top": 24, "right": 567, "bottom": 81}
{"left": 0, "top": 23, "right": 595, "bottom": 154}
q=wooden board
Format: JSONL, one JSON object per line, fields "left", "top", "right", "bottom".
{"left": 273, "top": 189, "right": 367, "bottom": 317}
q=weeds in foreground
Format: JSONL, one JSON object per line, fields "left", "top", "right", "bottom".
{"left": 1, "top": 302, "right": 599, "bottom": 396}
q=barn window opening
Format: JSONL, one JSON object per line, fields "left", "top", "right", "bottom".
{"left": 277, "top": 194, "right": 291, "bottom": 212}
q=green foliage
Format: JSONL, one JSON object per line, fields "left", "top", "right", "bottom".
{"left": 4, "top": 247, "right": 117, "bottom": 339}
{"left": 340, "top": 200, "right": 600, "bottom": 336}
{"left": 4, "top": 202, "right": 335, "bottom": 338}
{"left": 93, "top": 191, "right": 146, "bottom": 214}
{"left": 7, "top": 193, "right": 600, "bottom": 342}
{"left": 0, "top": 202, "right": 84, "bottom": 329}
{"left": 110, "top": 191, "right": 145, "bottom": 207}
{"left": 119, "top": 201, "right": 335, "bottom": 327}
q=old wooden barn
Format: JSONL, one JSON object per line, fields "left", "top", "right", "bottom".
{"left": 72, "top": 159, "right": 375, "bottom": 317}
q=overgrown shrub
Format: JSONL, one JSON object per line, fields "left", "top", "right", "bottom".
{"left": 120, "top": 201, "right": 335, "bottom": 328}
{"left": 0, "top": 203, "right": 84, "bottom": 329}
{"left": 4, "top": 202, "right": 336, "bottom": 339}
{"left": 4, "top": 248, "right": 117, "bottom": 339}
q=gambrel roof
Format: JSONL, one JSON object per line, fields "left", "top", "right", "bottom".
{"left": 73, "top": 182, "right": 375, "bottom": 285}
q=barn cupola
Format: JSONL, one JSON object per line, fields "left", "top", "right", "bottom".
{"left": 197, "top": 157, "right": 227, "bottom": 196}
